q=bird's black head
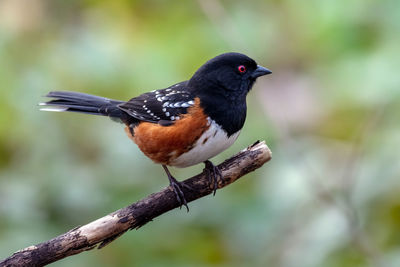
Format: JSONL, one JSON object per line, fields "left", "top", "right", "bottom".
{"left": 188, "top": 52, "right": 271, "bottom": 99}
{"left": 188, "top": 52, "right": 271, "bottom": 136}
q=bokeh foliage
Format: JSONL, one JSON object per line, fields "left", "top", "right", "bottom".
{"left": 0, "top": 0, "right": 400, "bottom": 266}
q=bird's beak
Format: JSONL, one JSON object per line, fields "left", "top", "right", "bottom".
{"left": 251, "top": 65, "right": 272, "bottom": 79}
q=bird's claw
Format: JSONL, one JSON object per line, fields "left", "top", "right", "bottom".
{"left": 169, "top": 179, "right": 189, "bottom": 212}
{"left": 204, "top": 160, "right": 223, "bottom": 196}
{"left": 163, "top": 165, "right": 190, "bottom": 212}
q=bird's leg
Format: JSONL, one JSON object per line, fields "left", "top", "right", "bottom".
{"left": 203, "top": 160, "right": 223, "bottom": 196}
{"left": 162, "top": 165, "right": 189, "bottom": 212}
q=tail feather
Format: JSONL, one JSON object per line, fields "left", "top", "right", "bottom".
{"left": 45, "top": 91, "right": 113, "bottom": 103}
{"left": 40, "top": 91, "right": 126, "bottom": 120}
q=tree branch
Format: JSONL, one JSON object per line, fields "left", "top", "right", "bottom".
{"left": 1, "top": 141, "right": 272, "bottom": 267}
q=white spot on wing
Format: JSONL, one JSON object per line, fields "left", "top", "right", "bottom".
{"left": 181, "top": 102, "right": 190, "bottom": 108}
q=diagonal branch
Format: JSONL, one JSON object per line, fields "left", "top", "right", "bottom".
{"left": 0, "top": 141, "right": 272, "bottom": 267}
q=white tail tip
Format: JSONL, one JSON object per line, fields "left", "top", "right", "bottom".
{"left": 40, "top": 107, "right": 68, "bottom": 112}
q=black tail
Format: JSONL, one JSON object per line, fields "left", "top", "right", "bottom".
{"left": 40, "top": 91, "right": 126, "bottom": 121}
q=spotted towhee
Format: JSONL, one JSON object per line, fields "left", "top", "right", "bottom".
{"left": 40, "top": 52, "right": 271, "bottom": 210}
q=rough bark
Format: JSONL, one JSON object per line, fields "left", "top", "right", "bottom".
{"left": 1, "top": 141, "right": 272, "bottom": 267}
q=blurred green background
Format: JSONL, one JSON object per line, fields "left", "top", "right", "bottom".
{"left": 1, "top": 0, "right": 400, "bottom": 266}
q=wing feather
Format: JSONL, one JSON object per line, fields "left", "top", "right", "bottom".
{"left": 118, "top": 81, "right": 195, "bottom": 124}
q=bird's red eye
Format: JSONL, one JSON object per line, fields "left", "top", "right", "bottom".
{"left": 238, "top": 65, "right": 246, "bottom": 73}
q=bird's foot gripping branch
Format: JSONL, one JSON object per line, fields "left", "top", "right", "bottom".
{"left": 0, "top": 141, "right": 271, "bottom": 267}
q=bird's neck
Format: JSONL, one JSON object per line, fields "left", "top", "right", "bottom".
{"left": 188, "top": 77, "right": 248, "bottom": 136}
{"left": 197, "top": 92, "right": 247, "bottom": 137}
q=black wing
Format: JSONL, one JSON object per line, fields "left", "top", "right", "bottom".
{"left": 118, "top": 81, "right": 195, "bottom": 126}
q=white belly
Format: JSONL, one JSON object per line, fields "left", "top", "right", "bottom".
{"left": 169, "top": 119, "right": 240, "bottom": 167}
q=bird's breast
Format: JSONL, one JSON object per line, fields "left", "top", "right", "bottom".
{"left": 127, "top": 98, "right": 210, "bottom": 165}
{"left": 124, "top": 97, "right": 240, "bottom": 167}
{"left": 125, "top": 115, "right": 239, "bottom": 167}
{"left": 169, "top": 119, "right": 240, "bottom": 167}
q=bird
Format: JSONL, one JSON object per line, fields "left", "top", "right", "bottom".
{"left": 40, "top": 52, "right": 271, "bottom": 211}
